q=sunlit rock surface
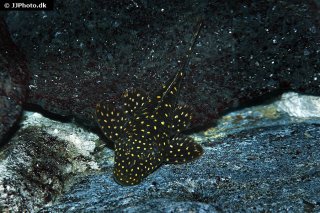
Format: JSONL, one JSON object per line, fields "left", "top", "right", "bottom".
{"left": 277, "top": 92, "right": 320, "bottom": 118}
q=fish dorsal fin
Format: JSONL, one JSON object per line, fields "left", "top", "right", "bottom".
{"left": 164, "top": 135, "right": 203, "bottom": 164}
{"left": 121, "top": 88, "right": 150, "bottom": 116}
{"left": 151, "top": 71, "right": 184, "bottom": 109}
{"left": 153, "top": 21, "right": 203, "bottom": 109}
{"left": 96, "top": 102, "right": 127, "bottom": 141}
{"left": 169, "top": 105, "right": 192, "bottom": 133}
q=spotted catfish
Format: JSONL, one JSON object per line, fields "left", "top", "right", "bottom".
{"left": 96, "top": 23, "right": 203, "bottom": 186}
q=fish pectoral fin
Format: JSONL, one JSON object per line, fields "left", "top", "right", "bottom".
{"left": 121, "top": 88, "right": 150, "bottom": 116}
{"left": 164, "top": 135, "right": 203, "bottom": 164}
{"left": 169, "top": 105, "right": 193, "bottom": 133}
{"left": 96, "top": 101, "right": 127, "bottom": 141}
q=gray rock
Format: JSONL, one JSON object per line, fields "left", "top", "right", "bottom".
{"left": 0, "top": 127, "right": 70, "bottom": 211}
{"left": 0, "top": 113, "right": 102, "bottom": 212}
{"left": 277, "top": 92, "right": 320, "bottom": 118}
{"left": 0, "top": 17, "right": 29, "bottom": 144}
{"left": 41, "top": 112, "right": 320, "bottom": 212}
{"left": 2, "top": 95, "right": 320, "bottom": 212}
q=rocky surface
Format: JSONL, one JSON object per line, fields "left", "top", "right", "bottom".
{"left": 0, "top": 17, "right": 29, "bottom": 143}
{"left": 1, "top": 92, "right": 320, "bottom": 212}
{"left": 4, "top": 0, "right": 320, "bottom": 131}
{"left": 0, "top": 112, "right": 101, "bottom": 212}
{"left": 40, "top": 111, "right": 320, "bottom": 212}
{"left": 277, "top": 92, "right": 320, "bottom": 118}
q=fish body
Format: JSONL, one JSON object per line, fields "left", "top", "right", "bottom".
{"left": 96, "top": 24, "right": 203, "bottom": 185}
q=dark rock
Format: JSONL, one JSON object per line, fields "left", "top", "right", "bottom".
{"left": 4, "top": 0, "right": 320, "bottom": 130}
{"left": 0, "top": 17, "right": 29, "bottom": 144}
{"left": 0, "top": 121, "right": 101, "bottom": 212}
{"left": 39, "top": 121, "right": 320, "bottom": 212}
{"left": 0, "top": 127, "right": 70, "bottom": 211}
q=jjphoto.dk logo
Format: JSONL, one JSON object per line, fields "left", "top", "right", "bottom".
{"left": 3, "top": 2, "right": 47, "bottom": 9}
